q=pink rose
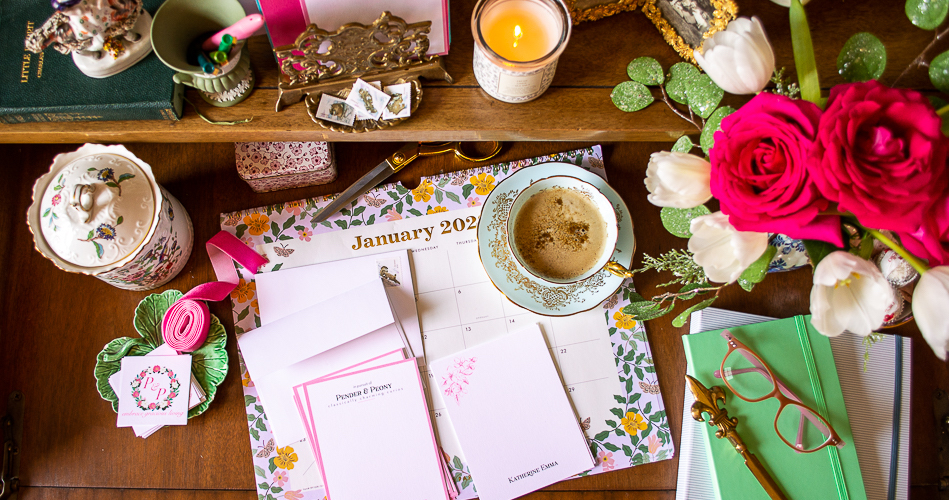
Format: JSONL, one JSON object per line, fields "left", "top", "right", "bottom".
{"left": 153, "top": 366, "right": 160, "bottom": 372}
{"left": 710, "top": 93, "right": 842, "bottom": 245}
{"left": 898, "top": 196, "right": 949, "bottom": 265}
{"left": 810, "top": 80, "right": 949, "bottom": 233}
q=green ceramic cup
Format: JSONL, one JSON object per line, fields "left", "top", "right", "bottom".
{"left": 150, "top": 0, "right": 255, "bottom": 107}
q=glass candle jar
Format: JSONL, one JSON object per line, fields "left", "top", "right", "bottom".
{"left": 472, "top": 0, "right": 571, "bottom": 103}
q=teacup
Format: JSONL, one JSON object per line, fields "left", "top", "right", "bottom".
{"left": 507, "top": 176, "right": 633, "bottom": 284}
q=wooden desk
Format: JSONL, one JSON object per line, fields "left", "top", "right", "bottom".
{"left": 0, "top": 0, "right": 943, "bottom": 143}
{"left": 0, "top": 141, "right": 945, "bottom": 499}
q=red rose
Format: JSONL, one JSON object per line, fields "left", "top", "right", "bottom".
{"left": 809, "top": 80, "right": 949, "bottom": 233}
{"left": 898, "top": 196, "right": 949, "bottom": 265}
{"left": 710, "top": 92, "right": 842, "bottom": 245}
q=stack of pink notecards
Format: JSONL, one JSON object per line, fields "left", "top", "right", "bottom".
{"left": 429, "top": 324, "right": 596, "bottom": 500}
{"left": 294, "top": 357, "right": 458, "bottom": 500}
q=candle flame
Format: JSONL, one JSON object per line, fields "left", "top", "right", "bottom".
{"left": 513, "top": 24, "right": 522, "bottom": 48}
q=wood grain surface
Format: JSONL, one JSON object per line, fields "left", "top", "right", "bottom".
{"left": 0, "top": 0, "right": 944, "bottom": 143}
{"left": 0, "top": 141, "right": 945, "bottom": 499}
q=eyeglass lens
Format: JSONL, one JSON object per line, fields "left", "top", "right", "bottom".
{"left": 723, "top": 347, "right": 835, "bottom": 452}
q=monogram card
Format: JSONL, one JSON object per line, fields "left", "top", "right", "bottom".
{"left": 117, "top": 354, "right": 192, "bottom": 427}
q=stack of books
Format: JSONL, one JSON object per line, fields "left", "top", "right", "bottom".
{"left": 679, "top": 308, "right": 911, "bottom": 500}
{"left": 0, "top": 0, "right": 183, "bottom": 123}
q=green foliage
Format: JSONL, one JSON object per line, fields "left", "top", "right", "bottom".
{"left": 611, "top": 81, "right": 655, "bottom": 112}
{"left": 672, "top": 136, "right": 694, "bottom": 153}
{"left": 837, "top": 33, "right": 887, "bottom": 82}
{"left": 802, "top": 239, "right": 841, "bottom": 269}
{"left": 666, "top": 63, "right": 700, "bottom": 105}
{"left": 685, "top": 74, "right": 724, "bottom": 119}
{"left": 672, "top": 297, "right": 718, "bottom": 328}
{"left": 660, "top": 205, "right": 711, "bottom": 238}
{"left": 700, "top": 106, "right": 736, "bottom": 156}
{"left": 627, "top": 57, "right": 665, "bottom": 85}
{"left": 906, "top": 0, "right": 949, "bottom": 30}
{"left": 636, "top": 249, "right": 708, "bottom": 287}
{"left": 738, "top": 246, "right": 778, "bottom": 291}
{"left": 863, "top": 333, "right": 886, "bottom": 371}
{"left": 930, "top": 50, "right": 949, "bottom": 93}
{"left": 790, "top": 0, "right": 822, "bottom": 105}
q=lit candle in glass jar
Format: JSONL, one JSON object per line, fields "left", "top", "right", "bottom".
{"left": 472, "top": 0, "right": 571, "bottom": 103}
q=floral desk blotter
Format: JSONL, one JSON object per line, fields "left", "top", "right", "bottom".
{"left": 221, "top": 146, "right": 674, "bottom": 500}
{"left": 94, "top": 290, "right": 228, "bottom": 418}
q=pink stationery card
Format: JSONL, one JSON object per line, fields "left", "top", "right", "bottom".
{"left": 292, "top": 348, "right": 406, "bottom": 458}
{"left": 303, "top": 358, "right": 450, "bottom": 500}
{"left": 428, "top": 324, "right": 596, "bottom": 500}
{"left": 116, "top": 355, "right": 192, "bottom": 427}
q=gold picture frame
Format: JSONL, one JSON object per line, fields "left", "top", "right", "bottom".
{"left": 567, "top": 0, "right": 738, "bottom": 64}
{"left": 642, "top": 0, "right": 738, "bottom": 63}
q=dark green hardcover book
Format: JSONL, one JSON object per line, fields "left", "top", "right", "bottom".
{"left": 0, "top": 0, "right": 183, "bottom": 123}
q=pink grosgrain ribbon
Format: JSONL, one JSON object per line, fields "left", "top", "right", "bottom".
{"left": 162, "top": 231, "right": 268, "bottom": 353}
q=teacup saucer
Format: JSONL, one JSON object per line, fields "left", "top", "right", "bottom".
{"left": 477, "top": 162, "right": 635, "bottom": 316}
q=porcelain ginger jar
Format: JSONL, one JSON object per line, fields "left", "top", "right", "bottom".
{"left": 27, "top": 144, "right": 193, "bottom": 290}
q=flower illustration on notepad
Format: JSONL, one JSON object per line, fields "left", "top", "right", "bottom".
{"left": 442, "top": 356, "right": 477, "bottom": 404}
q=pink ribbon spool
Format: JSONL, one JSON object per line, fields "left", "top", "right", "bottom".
{"left": 162, "top": 299, "right": 211, "bottom": 352}
{"left": 161, "top": 231, "right": 267, "bottom": 353}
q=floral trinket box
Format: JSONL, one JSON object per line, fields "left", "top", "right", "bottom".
{"left": 235, "top": 142, "right": 336, "bottom": 193}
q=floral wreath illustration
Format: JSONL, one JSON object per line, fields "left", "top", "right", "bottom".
{"left": 130, "top": 365, "right": 181, "bottom": 411}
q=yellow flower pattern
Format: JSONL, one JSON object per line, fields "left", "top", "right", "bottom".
{"left": 469, "top": 173, "right": 496, "bottom": 195}
{"left": 274, "top": 446, "right": 299, "bottom": 470}
{"left": 621, "top": 411, "right": 647, "bottom": 435}
{"left": 613, "top": 310, "right": 637, "bottom": 330}
{"left": 230, "top": 279, "right": 256, "bottom": 303}
{"left": 243, "top": 213, "right": 270, "bottom": 236}
{"left": 427, "top": 206, "right": 448, "bottom": 214}
{"left": 412, "top": 180, "right": 435, "bottom": 202}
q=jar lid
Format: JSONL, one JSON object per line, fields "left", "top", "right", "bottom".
{"left": 29, "top": 144, "right": 160, "bottom": 270}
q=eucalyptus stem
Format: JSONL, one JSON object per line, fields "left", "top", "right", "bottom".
{"left": 893, "top": 24, "right": 949, "bottom": 88}
{"left": 864, "top": 228, "right": 930, "bottom": 275}
{"left": 659, "top": 84, "right": 703, "bottom": 132}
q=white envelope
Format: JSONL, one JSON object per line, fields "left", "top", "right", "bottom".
{"left": 238, "top": 278, "right": 407, "bottom": 447}
{"left": 255, "top": 250, "right": 422, "bottom": 359}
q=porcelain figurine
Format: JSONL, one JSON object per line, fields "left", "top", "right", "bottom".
{"left": 24, "top": 0, "right": 153, "bottom": 78}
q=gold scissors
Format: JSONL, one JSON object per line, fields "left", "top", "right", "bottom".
{"left": 312, "top": 142, "right": 502, "bottom": 224}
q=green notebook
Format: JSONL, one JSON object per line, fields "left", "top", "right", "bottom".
{"left": 682, "top": 315, "right": 867, "bottom": 500}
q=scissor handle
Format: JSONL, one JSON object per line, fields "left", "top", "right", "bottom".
{"left": 389, "top": 141, "right": 502, "bottom": 173}
{"left": 418, "top": 141, "right": 502, "bottom": 162}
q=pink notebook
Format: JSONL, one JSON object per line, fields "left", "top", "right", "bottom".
{"left": 257, "top": 0, "right": 450, "bottom": 55}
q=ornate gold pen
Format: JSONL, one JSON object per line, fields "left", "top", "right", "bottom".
{"left": 685, "top": 375, "right": 789, "bottom": 500}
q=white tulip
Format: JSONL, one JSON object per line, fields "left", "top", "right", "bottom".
{"left": 768, "top": 0, "right": 811, "bottom": 7}
{"left": 644, "top": 151, "right": 713, "bottom": 209}
{"left": 809, "top": 252, "right": 894, "bottom": 337}
{"left": 693, "top": 17, "right": 775, "bottom": 95}
{"left": 912, "top": 266, "right": 949, "bottom": 361}
{"left": 688, "top": 212, "right": 770, "bottom": 283}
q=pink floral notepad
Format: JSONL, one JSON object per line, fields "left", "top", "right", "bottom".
{"left": 429, "top": 324, "right": 595, "bottom": 500}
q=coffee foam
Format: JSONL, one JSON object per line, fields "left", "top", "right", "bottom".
{"left": 512, "top": 187, "right": 608, "bottom": 280}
